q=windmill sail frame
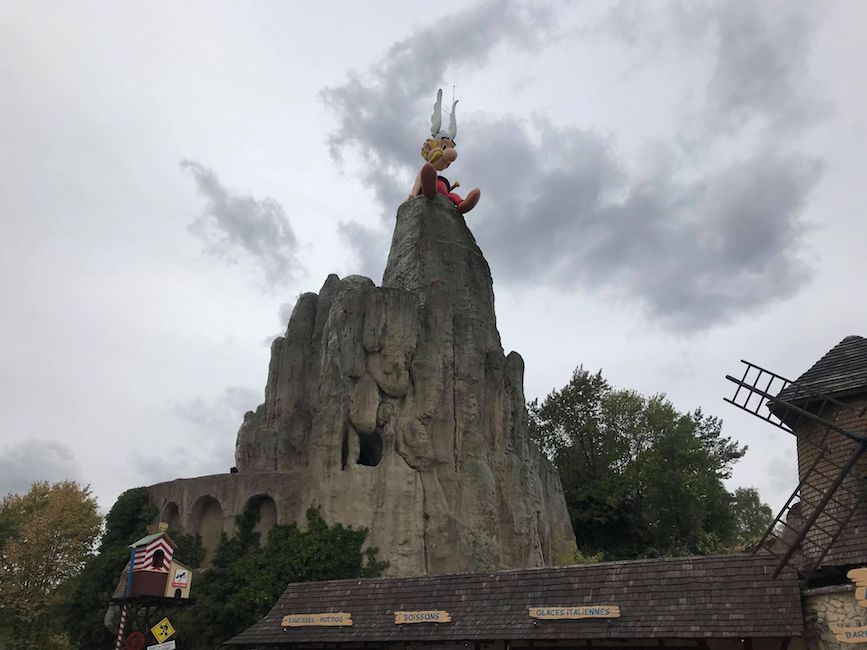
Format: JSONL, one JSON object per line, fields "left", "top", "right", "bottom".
{"left": 724, "top": 359, "right": 867, "bottom": 579}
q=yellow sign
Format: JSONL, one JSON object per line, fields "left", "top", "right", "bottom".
{"left": 529, "top": 606, "right": 621, "bottom": 620}
{"left": 832, "top": 626, "right": 867, "bottom": 643}
{"left": 151, "top": 617, "right": 175, "bottom": 643}
{"left": 848, "top": 568, "right": 867, "bottom": 607}
{"left": 281, "top": 613, "right": 353, "bottom": 627}
{"left": 395, "top": 610, "right": 452, "bottom": 624}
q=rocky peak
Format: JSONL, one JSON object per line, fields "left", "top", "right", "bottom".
{"left": 234, "top": 196, "right": 576, "bottom": 576}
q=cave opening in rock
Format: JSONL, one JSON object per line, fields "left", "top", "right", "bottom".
{"left": 341, "top": 428, "right": 349, "bottom": 470}
{"left": 357, "top": 429, "right": 383, "bottom": 466}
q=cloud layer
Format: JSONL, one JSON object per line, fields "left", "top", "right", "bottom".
{"left": 0, "top": 439, "right": 82, "bottom": 496}
{"left": 465, "top": 122, "right": 821, "bottom": 328}
{"left": 320, "top": 0, "right": 555, "bottom": 279}
{"left": 323, "top": 0, "right": 824, "bottom": 329}
{"left": 129, "top": 386, "right": 260, "bottom": 486}
{"left": 181, "top": 159, "right": 300, "bottom": 288}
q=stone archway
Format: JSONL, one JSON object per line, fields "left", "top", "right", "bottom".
{"left": 161, "top": 501, "right": 181, "bottom": 533}
{"left": 191, "top": 496, "right": 224, "bottom": 565}
{"left": 245, "top": 494, "right": 278, "bottom": 540}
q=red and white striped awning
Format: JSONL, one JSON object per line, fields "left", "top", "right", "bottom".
{"left": 132, "top": 536, "right": 174, "bottom": 572}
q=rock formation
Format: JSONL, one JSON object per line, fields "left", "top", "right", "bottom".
{"left": 149, "top": 195, "right": 576, "bottom": 576}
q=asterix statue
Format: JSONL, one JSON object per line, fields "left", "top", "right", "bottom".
{"left": 409, "top": 89, "right": 480, "bottom": 214}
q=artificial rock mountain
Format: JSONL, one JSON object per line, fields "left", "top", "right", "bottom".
{"left": 147, "top": 195, "right": 577, "bottom": 576}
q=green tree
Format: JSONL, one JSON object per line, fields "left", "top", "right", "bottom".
{"left": 731, "top": 486, "right": 775, "bottom": 549}
{"left": 176, "top": 506, "right": 387, "bottom": 650}
{"left": 0, "top": 481, "right": 102, "bottom": 650}
{"left": 529, "top": 366, "right": 762, "bottom": 559}
{"left": 61, "top": 487, "right": 159, "bottom": 649}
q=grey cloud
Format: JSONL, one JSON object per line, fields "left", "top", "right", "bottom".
{"left": 766, "top": 454, "right": 799, "bottom": 496}
{"left": 260, "top": 300, "right": 299, "bottom": 346}
{"left": 337, "top": 221, "right": 390, "bottom": 281}
{"left": 278, "top": 301, "right": 296, "bottom": 327}
{"left": 181, "top": 159, "right": 300, "bottom": 288}
{"left": 0, "top": 439, "right": 82, "bottom": 496}
{"left": 171, "top": 385, "right": 260, "bottom": 434}
{"left": 128, "top": 442, "right": 230, "bottom": 487}
{"left": 131, "top": 386, "right": 260, "bottom": 486}
{"left": 320, "top": 0, "right": 555, "bottom": 214}
{"left": 706, "top": 1, "right": 824, "bottom": 132}
{"left": 468, "top": 120, "right": 820, "bottom": 328}
{"left": 603, "top": 0, "right": 825, "bottom": 133}
{"left": 325, "top": 0, "right": 823, "bottom": 330}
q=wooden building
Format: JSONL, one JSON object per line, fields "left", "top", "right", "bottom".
{"left": 227, "top": 554, "right": 803, "bottom": 650}
{"left": 773, "top": 336, "right": 867, "bottom": 649}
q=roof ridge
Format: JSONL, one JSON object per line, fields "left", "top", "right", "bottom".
{"left": 777, "top": 335, "right": 867, "bottom": 403}
{"left": 268, "top": 552, "right": 770, "bottom": 589}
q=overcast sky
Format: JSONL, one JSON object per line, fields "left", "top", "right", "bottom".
{"left": 2, "top": 0, "right": 866, "bottom": 519}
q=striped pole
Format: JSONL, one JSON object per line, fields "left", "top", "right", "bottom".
{"left": 114, "top": 604, "right": 128, "bottom": 650}
{"left": 115, "top": 547, "right": 137, "bottom": 649}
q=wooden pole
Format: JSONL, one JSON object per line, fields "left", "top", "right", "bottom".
{"left": 115, "top": 547, "right": 137, "bottom": 649}
{"left": 114, "top": 604, "right": 128, "bottom": 650}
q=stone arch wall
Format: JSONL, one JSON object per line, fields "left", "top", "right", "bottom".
{"left": 191, "top": 495, "right": 225, "bottom": 565}
{"left": 245, "top": 494, "right": 278, "bottom": 539}
{"left": 161, "top": 501, "right": 181, "bottom": 533}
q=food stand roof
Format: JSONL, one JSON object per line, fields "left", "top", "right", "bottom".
{"left": 228, "top": 553, "right": 803, "bottom": 647}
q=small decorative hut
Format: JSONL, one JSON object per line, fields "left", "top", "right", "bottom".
{"left": 127, "top": 529, "right": 177, "bottom": 597}
{"left": 107, "top": 525, "right": 194, "bottom": 649}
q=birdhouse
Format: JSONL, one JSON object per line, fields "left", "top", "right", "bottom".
{"left": 164, "top": 559, "right": 193, "bottom": 599}
{"left": 127, "top": 529, "right": 177, "bottom": 597}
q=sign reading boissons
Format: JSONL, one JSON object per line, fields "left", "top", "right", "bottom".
{"left": 394, "top": 610, "right": 452, "bottom": 624}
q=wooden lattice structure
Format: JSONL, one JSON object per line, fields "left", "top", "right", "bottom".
{"left": 725, "top": 335, "right": 867, "bottom": 580}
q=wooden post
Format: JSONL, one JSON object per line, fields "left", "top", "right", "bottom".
{"left": 114, "top": 604, "right": 128, "bottom": 650}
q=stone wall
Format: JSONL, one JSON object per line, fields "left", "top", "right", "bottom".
{"left": 804, "top": 584, "right": 867, "bottom": 650}
{"left": 147, "top": 471, "right": 302, "bottom": 562}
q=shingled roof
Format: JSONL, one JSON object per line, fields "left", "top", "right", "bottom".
{"left": 228, "top": 554, "right": 802, "bottom": 647}
{"left": 777, "top": 335, "right": 867, "bottom": 404}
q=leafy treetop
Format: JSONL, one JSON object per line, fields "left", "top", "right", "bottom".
{"left": 0, "top": 481, "right": 101, "bottom": 650}
{"left": 529, "top": 366, "right": 770, "bottom": 559}
{"left": 176, "top": 505, "right": 387, "bottom": 650}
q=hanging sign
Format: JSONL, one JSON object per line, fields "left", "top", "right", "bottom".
{"left": 281, "top": 613, "right": 353, "bottom": 627}
{"left": 147, "top": 642, "right": 176, "bottom": 650}
{"left": 832, "top": 626, "right": 867, "bottom": 643}
{"left": 848, "top": 568, "right": 867, "bottom": 607}
{"left": 171, "top": 568, "right": 189, "bottom": 589}
{"left": 150, "top": 618, "right": 175, "bottom": 643}
{"left": 395, "top": 610, "right": 452, "bottom": 624}
{"left": 529, "top": 606, "right": 621, "bottom": 620}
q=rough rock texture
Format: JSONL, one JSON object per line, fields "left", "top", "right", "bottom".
{"left": 235, "top": 195, "right": 576, "bottom": 575}
{"left": 152, "top": 195, "right": 576, "bottom": 577}
{"left": 803, "top": 585, "right": 867, "bottom": 650}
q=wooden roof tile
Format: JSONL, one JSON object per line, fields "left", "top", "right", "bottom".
{"left": 228, "top": 554, "right": 802, "bottom": 647}
{"left": 777, "top": 335, "right": 867, "bottom": 403}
